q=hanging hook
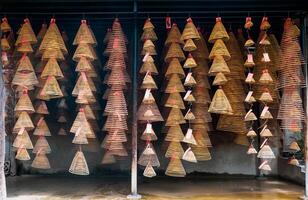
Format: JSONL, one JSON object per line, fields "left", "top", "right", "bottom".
{"left": 247, "top": 11, "right": 250, "bottom": 17}
{"left": 147, "top": 13, "right": 150, "bottom": 19}
{"left": 287, "top": 11, "right": 290, "bottom": 18}
{"left": 82, "top": 12, "right": 86, "bottom": 20}
{"left": 52, "top": 13, "right": 55, "bottom": 19}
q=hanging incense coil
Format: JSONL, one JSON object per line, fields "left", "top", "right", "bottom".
{"left": 244, "top": 109, "right": 257, "bottom": 121}
{"left": 141, "top": 39, "right": 157, "bottom": 55}
{"left": 259, "top": 90, "right": 273, "bottom": 103}
{"left": 182, "top": 147, "right": 197, "bottom": 163}
{"left": 208, "top": 55, "right": 230, "bottom": 75}
{"left": 183, "top": 54, "right": 197, "bottom": 68}
{"left": 244, "top": 17, "right": 254, "bottom": 30}
{"left": 76, "top": 57, "right": 96, "bottom": 75}
{"left": 40, "top": 58, "right": 64, "bottom": 79}
{"left": 104, "top": 90, "right": 128, "bottom": 116}
{"left": 40, "top": 76, "right": 63, "bottom": 99}
{"left": 137, "top": 102, "right": 163, "bottom": 122}
{"left": 247, "top": 129, "right": 257, "bottom": 137}
{"left": 140, "top": 57, "right": 158, "bottom": 75}
{"left": 260, "top": 17, "right": 271, "bottom": 31}
{"left": 141, "top": 24, "right": 158, "bottom": 42}
{"left": 73, "top": 43, "right": 97, "bottom": 61}
{"left": 181, "top": 18, "right": 200, "bottom": 41}
{"left": 209, "top": 39, "right": 231, "bottom": 61}
{"left": 165, "top": 43, "right": 186, "bottom": 63}
{"left": 13, "top": 129, "right": 33, "bottom": 150}
{"left": 190, "top": 146, "right": 211, "bottom": 161}
{"left": 165, "top": 157, "right": 186, "bottom": 177}
{"left": 103, "top": 115, "right": 128, "bottom": 131}
{"left": 16, "top": 55, "right": 35, "bottom": 73}
{"left": 73, "top": 20, "right": 97, "bottom": 45}
{"left": 13, "top": 111, "right": 34, "bottom": 133}
{"left": 17, "top": 42, "right": 33, "bottom": 53}
{"left": 141, "top": 73, "right": 157, "bottom": 90}
{"left": 165, "top": 107, "right": 186, "bottom": 126}
{"left": 192, "top": 59, "right": 209, "bottom": 76}
{"left": 165, "top": 23, "right": 184, "bottom": 45}
{"left": 141, "top": 89, "right": 156, "bottom": 104}
{"left": 33, "top": 136, "right": 51, "bottom": 154}
{"left": 12, "top": 72, "right": 39, "bottom": 89}
{"left": 138, "top": 143, "right": 160, "bottom": 167}
{"left": 183, "top": 39, "right": 197, "bottom": 52}
{"left": 165, "top": 125, "right": 185, "bottom": 142}
{"left": 31, "top": 153, "right": 51, "bottom": 169}
{"left": 191, "top": 104, "right": 212, "bottom": 123}
{"left": 183, "top": 91, "right": 195, "bottom": 102}
{"left": 1, "top": 17, "right": 11, "bottom": 32}
{"left": 165, "top": 74, "right": 185, "bottom": 93}
{"left": 69, "top": 150, "right": 90, "bottom": 176}
{"left": 184, "top": 73, "right": 196, "bottom": 87}
{"left": 193, "top": 87, "right": 211, "bottom": 104}
{"left": 58, "top": 128, "right": 67, "bottom": 136}
{"left": 212, "top": 72, "right": 228, "bottom": 86}
{"left": 257, "top": 144, "right": 275, "bottom": 159}
{"left": 33, "top": 117, "right": 51, "bottom": 136}
{"left": 165, "top": 58, "right": 185, "bottom": 79}
{"left": 217, "top": 115, "right": 247, "bottom": 134}
{"left": 183, "top": 128, "right": 197, "bottom": 145}
{"left": 208, "top": 17, "right": 230, "bottom": 43}
{"left": 164, "top": 93, "right": 185, "bottom": 109}
{"left": 15, "top": 19, "right": 37, "bottom": 45}
{"left": 14, "top": 91, "right": 35, "bottom": 115}
{"left": 72, "top": 127, "right": 89, "bottom": 145}
{"left": 143, "top": 164, "right": 157, "bottom": 178}
{"left": 16, "top": 148, "right": 31, "bottom": 161}
{"left": 41, "top": 49, "right": 65, "bottom": 61}
{"left": 260, "top": 126, "right": 273, "bottom": 137}
{"left": 208, "top": 88, "right": 233, "bottom": 115}
{"left": 141, "top": 123, "right": 157, "bottom": 141}
{"left": 101, "top": 150, "right": 116, "bottom": 164}
{"left": 165, "top": 141, "right": 184, "bottom": 158}
{"left": 39, "top": 18, "right": 68, "bottom": 54}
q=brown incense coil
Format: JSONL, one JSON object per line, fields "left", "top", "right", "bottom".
{"left": 137, "top": 102, "right": 163, "bottom": 122}
{"left": 73, "top": 43, "right": 97, "bottom": 61}
{"left": 289, "top": 157, "right": 299, "bottom": 166}
{"left": 260, "top": 110, "right": 273, "bottom": 120}
{"left": 165, "top": 157, "right": 186, "bottom": 177}
{"left": 257, "top": 144, "right": 275, "bottom": 159}
{"left": 192, "top": 59, "right": 209, "bottom": 76}
{"left": 184, "top": 74, "right": 196, "bottom": 87}
{"left": 108, "top": 129, "right": 127, "bottom": 143}
{"left": 104, "top": 51, "right": 126, "bottom": 70}
{"left": 191, "top": 104, "right": 212, "bottom": 123}
{"left": 208, "top": 88, "right": 233, "bottom": 115}
{"left": 105, "top": 90, "right": 128, "bottom": 116}
{"left": 69, "top": 150, "right": 90, "bottom": 176}
{"left": 109, "top": 148, "right": 128, "bottom": 157}
{"left": 289, "top": 141, "right": 301, "bottom": 152}
{"left": 212, "top": 72, "right": 228, "bottom": 86}
{"left": 183, "top": 39, "right": 197, "bottom": 52}
{"left": 101, "top": 150, "right": 116, "bottom": 164}
{"left": 14, "top": 91, "right": 35, "bottom": 114}
{"left": 208, "top": 17, "right": 230, "bottom": 43}
{"left": 259, "top": 69, "right": 273, "bottom": 84}
{"left": 193, "top": 87, "right": 211, "bottom": 104}
{"left": 72, "top": 73, "right": 94, "bottom": 97}
{"left": 234, "top": 135, "right": 250, "bottom": 146}
{"left": 40, "top": 76, "right": 63, "bottom": 99}
{"left": 165, "top": 107, "right": 186, "bottom": 126}
{"left": 244, "top": 39, "right": 255, "bottom": 47}
{"left": 57, "top": 98, "right": 68, "bottom": 109}
{"left": 217, "top": 115, "right": 247, "bottom": 134}
{"left": 244, "top": 54, "right": 255, "bottom": 68}
{"left": 209, "top": 39, "right": 231, "bottom": 61}
{"left": 33, "top": 136, "right": 51, "bottom": 154}
{"left": 244, "top": 17, "right": 254, "bottom": 29}
{"left": 13, "top": 111, "right": 34, "bottom": 133}
{"left": 260, "top": 126, "right": 273, "bottom": 137}
{"left": 141, "top": 123, "right": 157, "bottom": 141}
{"left": 245, "top": 74, "right": 256, "bottom": 84}
{"left": 164, "top": 92, "right": 185, "bottom": 109}
{"left": 33, "top": 118, "right": 51, "bottom": 136}
{"left": 165, "top": 74, "right": 185, "bottom": 93}
{"left": 183, "top": 54, "right": 197, "bottom": 68}
{"left": 141, "top": 39, "right": 157, "bottom": 55}
{"left": 1, "top": 17, "right": 11, "bottom": 32}
{"left": 16, "top": 148, "right": 31, "bottom": 161}
{"left": 143, "top": 164, "right": 157, "bottom": 178}
{"left": 165, "top": 125, "right": 185, "bottom": 142}
{"left": 15, "top": 19, "right": 37, "bottom": 45}
{"left": 247, "top": 129, "right": 257, "bottom": 137}
{"left": 41, "top": 49, "right": 65, "bottom": 61}
{"left": 104, "top": 19, "right": 128, "bottom": 55}
{"left": 141, "top": 74, "right": 157, "bottom": 90}
{"left": 259, "top": 161, "right": 271, "bottom": 171}
{"left": 141, "top": 89, "right": 156, "bottom": 104}
{"left": 41, "top": 58, "right": 64, "bottom": 79}
{"left": 105, "top": 141, "right": 126, "bottom": 152}
{"left": 103, "top": 115, "right": 128, "bottom": 131}
{"left": 16, "top": 55, "right": 35, "bottom": 73}
{"left": 82, "top": 105, "right": 97, "bottom": 120}
{"left": 140, "top": 57, "right": 158, "bottom": 75}
{"left": 184, "top": 109, "right": 195, "bottom": 121}
{"left": 58, "top": 128, "right": 67, "bottom": 136}
{"left": 208, "top": 55, "right": 230, "bottom": 75}
{"left": 31, "top": 153, "right": 51, "bottom": 169}
{"left": 73, "top": 20, "right": 97, "bottom": 45}
{"left": 12, "top": 72, "right": 38, "bottom": 89}
{"left": 259, "top": 90, "right": 273, "bottom": 103}
{"left": 190, "top": 146, "right": 211, "bottom": 161}
{"left": 165, "top": 23, "right": 184, "bottom": 45}
{"left": 39, "top": 19, "right": 68, "bottom": 54}
{"left": 141, "top": 28, "right": 158, "bottom": 42}
{"left": 17, "top": 42, "right": 33, "bottom": 53}
{"left": 260, "top": 17, "right": 271, "bottom": 31}
{"left": 244, "top": 109, "right": 257, "bottom": 121}
{"left": 76, "top": 57, "right": 95, "bottom": 74}
{"left": 13, "top": 129, "right": 33, "bottom": 149}
{"left": 138, "top": 143, "right": 160, "bottom": 167}
{"left": 165, "top": 43, "right": 186, "bottom": 63}
{"left": 165, "top": 58, "right": 185, "bottom": 79}
{"left": 107, "top": 67, "right": 126, "bottom": 87}
{"left": 76, "top": 93, "right": 96, "bottom": 105}
{"left": 165, "top": 141, "right": 184, "bottom": 158}
{"left": 181, "top": 18, "right": 200, "bottom": 41}
{"left": 259, "top": 33, "right": 271, "bottom": 46}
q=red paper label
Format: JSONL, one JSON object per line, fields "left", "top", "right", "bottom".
{"left": 166, "top": 17, "right": 171, "bottom": 29}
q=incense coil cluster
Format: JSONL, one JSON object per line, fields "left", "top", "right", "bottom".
{"left": 101, "top": 19, "right": 130, "bottom": 165}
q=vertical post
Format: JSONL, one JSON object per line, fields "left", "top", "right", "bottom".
{"left": 300, "top": 13, "right": 308, "bottom": 200}
{"left": 127, "top": 1, "right": 141, "bottom": 199}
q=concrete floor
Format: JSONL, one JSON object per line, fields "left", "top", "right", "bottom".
{"left": 6, "top": 175, "right": 304, "bottom": 200}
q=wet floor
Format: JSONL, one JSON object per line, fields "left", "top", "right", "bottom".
{"left": 6, "top": 175, "right": 303, "bottom": 200}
